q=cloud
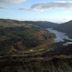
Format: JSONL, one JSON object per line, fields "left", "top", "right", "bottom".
{"left": 32, "top": 1, "right": 72, "bottom": 10}
{"left": 0, "top": 0, "right": 26, "bottom": 8}
{"left": 19, "top": 1, "right": 72, "bottom": 11}
{"left": 0, "top": 0, "right": 25, "bottom": 4}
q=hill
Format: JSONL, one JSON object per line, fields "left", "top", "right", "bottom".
{"left": 55, "top": 20, "right": 72, "bottom": 38}
{"left": 0, "top": 26, "right": 54, "bottom": 56}
{"left": 0, "top": 19, "right": 58, "bottom": 28}
{"left": 0, "top": 19, "right": 72, "bottom": 72}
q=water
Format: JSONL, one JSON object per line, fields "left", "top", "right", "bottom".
{"left": 47, "top": 28, "right": 72, "bottom": 42}
{"left": 63, "top": 42, "right": 72, "bottom": 46}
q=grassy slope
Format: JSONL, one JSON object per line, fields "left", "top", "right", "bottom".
{"left": 0, "top": 19, "right": 72, "bottom": 72}
{"left": 0, "top": 26, "right": 54, "bottom": 56}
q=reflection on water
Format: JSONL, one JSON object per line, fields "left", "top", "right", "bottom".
{"left": 47, "top": 28, "right": 72, "bottom": 42}
{"left": 63, "top": 42, "right": 72, "bottom": 46}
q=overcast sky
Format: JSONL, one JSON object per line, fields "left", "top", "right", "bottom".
{"left": 0, "top": 0, "right": 72, "bottom": 23}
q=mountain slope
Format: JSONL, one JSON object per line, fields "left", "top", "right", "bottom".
{"left": 30, "top": 21, "right": 58, "bottom": 28}
{"left": 55, "top": 20, "right": 72, "bottom": 38}
{"left": 0, "top": 19, "right": 58, "bottom": 28}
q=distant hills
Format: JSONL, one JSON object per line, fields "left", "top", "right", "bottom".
{"left": 55, "top": 21, "right": 72, "bottom": 38}
{"left": 0, "top": 19, "right": 58, "bottom": 28}
{"left": 0, "top": 19, "right": 72, "bottom": 37}
{"left": 30, "top": 21, "right": 58, "bottom": 28}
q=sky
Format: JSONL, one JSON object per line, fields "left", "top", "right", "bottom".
{"left": 0, "top": 0, "right": 72, "bottom": 23}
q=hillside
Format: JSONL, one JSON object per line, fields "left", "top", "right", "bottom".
{"left": 0, "top": 26, "right": 54, "bottom": 56}
{"left": 0, "top": 19, "right": 72, "bottom": 72}
{"left": 0, "top": 19, "right": 58, "bottom": 28}
{"left": 55, "top": 20, "right": 72, "bottom": 38}
{"left": 0, "top": 19, "right": 72, "bottom": 56}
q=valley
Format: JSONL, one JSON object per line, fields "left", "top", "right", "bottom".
{"left": 0, "top": 19, "right": 72, "bottom": 72}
